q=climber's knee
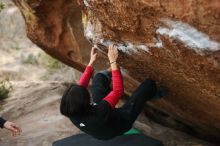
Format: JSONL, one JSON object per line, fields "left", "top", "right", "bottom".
{"left": 139, "top": 79, "right": 157, "bottom": 98}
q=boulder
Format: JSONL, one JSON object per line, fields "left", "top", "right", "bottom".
{"left": 12, "top": 0, "right": 220, "bottom": 142}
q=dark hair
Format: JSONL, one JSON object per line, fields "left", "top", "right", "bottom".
{"left": 60, "top": 84, "right": 91, "bottom": 117}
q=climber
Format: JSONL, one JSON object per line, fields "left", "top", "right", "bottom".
{"left": 60, "top": 44, "right": 166, "bottom": 140}
{"left": 0, "top": 117, "right": 22, "bottom": 137}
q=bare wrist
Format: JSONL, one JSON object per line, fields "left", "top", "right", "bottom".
{"left": 109, "top": 60, "right": 117, "bottom": 64}
{"left": 88, "top": 61, "right": 94, "bottom": 66}
{"left": 110, "top": 62, "right": 118, "bottom": 70}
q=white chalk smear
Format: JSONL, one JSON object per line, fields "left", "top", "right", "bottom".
{"left": 157, "top": 18, "right": 220, "bottom": 54}
{"left": 84, "top": 20, "right": 163, "bottom": 54}
{"left": 154, "top": 37, "right": 163, "bottom": 48}
{"left": 84, "top": 21, "right": 94, "bottom": 39}
{"left": 83, "top": 0, "right": 90, "bottom": 7}
{"left": 84, "top": 21, "right": 102, "bottom": 42}
{"left": 101, "top": 39, "right": 150, "bottom": 54}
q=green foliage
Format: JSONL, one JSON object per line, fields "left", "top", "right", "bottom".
{"left": 38, "top": 53, "right": 64, "bottom": 70}
{"left": 0, "top": 1, "right": 4, "bottom": 12}
{"left": 0, "top": 79, "right": 13, "bottom": 100}
{"left": 20, "top": 53, "right": 38, "bottom": 65}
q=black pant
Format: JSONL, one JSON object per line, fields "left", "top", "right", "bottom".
{"left": 92, "top": 72, "right": 157, "bottom": 132}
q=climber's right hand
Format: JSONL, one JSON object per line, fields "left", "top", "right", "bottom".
{"left": 108, "top": 44, "right": 118, "bottom": 64}
{"left": 88, "top": 47, "right": 98, "bottom": 66}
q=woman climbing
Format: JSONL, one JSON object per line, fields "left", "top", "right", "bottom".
{"left": 60, "top": 44, "right": 166, "bottom": 140}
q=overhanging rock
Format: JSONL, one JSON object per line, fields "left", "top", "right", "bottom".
{"left": 13, "top": 0, "right": 220, "bottom": 142}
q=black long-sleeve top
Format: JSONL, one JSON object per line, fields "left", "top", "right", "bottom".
{"left": 0, "top": 117, "right": 6, "bottom": 128}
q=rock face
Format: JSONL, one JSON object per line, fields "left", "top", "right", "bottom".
{"left": 12, "top": 0, "right": 220, "bottom": 142}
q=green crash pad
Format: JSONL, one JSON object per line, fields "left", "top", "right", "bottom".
{"left": 124, "top": 128, "right": 140, "bottom": 135}
{"left": 53, "top": 129, "right": 163, "bottom": 146}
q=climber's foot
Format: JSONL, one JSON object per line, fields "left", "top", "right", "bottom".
{"left": 153, "top": 86, "right": 168, "bottom": 99}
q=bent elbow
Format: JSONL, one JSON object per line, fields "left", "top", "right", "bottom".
{"left": 117, "top": 89, "right": 124, "bottom": 97}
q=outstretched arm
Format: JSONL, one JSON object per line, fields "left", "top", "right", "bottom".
{"left": 78, "top": 47, "right": 97, "bottom": 87}
{"left": 0, "top": 117, "right": 22, "bottom": 137}
{"left": 103, "top": 45, "right": 124, "bottom": 108}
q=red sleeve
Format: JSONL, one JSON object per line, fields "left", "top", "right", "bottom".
{"left": 103, "top": 69, "right": 124, "bottom": 108}
{"left": 78, "top": 66, "right": 94, "bottom": 87}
